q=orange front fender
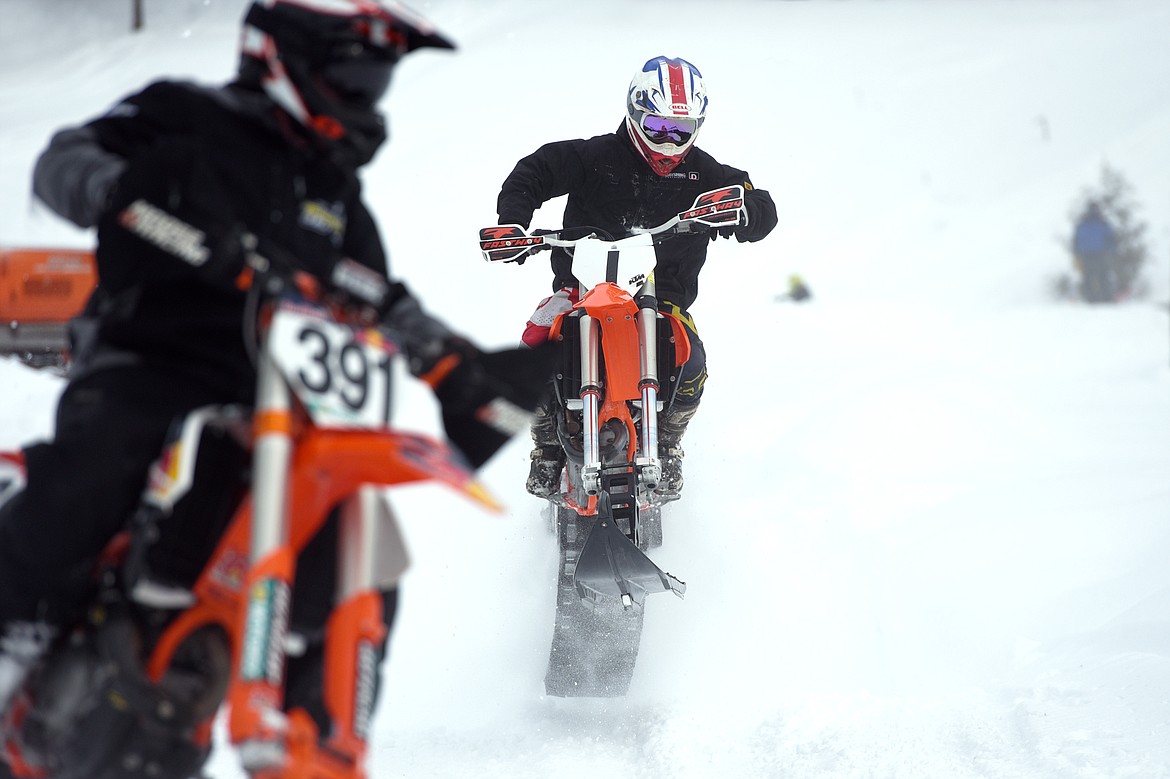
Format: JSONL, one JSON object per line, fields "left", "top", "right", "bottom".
{"left": 577, "top": 283, "right": 641, "bottom": 401}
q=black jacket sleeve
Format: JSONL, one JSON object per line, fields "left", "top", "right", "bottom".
{"left": 338, "top": 197, "right": 455, "bottom": 373}
{"left": 496, "top": 139, "right": 590, "bottom": 227}
{"left": 33, "top": 82, "right": 193, "bottom": 229}
{"left": 32, "top": 125, "right": 128, "bottom": 228}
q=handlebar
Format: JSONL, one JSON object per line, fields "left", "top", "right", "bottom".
{"left": 241, "top": 232, "right": 390, "bottom": 313}
{"left": 533, "top": 220, "right": 710, "bottom": 248}
{"left": 480, "top": 184, "right": 746, "bottom": 264}
{"left": 237, "top": 232, "right": 397, "bottom": 367}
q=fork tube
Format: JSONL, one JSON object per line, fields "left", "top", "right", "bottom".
{"left": 579, "top": 314, "right": 601, "bottom": 487}
{"left": 251, "top": 350, "right": 292, "bottom": 559}
{"left": 637, "top": 305, "right": 660, "bottom": 461}
{"left": 337, "top": 487, "right": 381, "bottom": 600}
{"left": 329, "top": 487, "right": 392, "bottom": 754}
{"left": 230, "top": 343, "right": 295, "bottom": 766}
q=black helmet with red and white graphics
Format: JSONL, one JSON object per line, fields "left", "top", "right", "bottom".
{"left": 624, "top": 56, "right": 708, "bottom": 177}
{"left": 239, "top": 0, "right": 454, "bottom": 167}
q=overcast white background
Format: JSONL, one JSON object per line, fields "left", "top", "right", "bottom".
{"left": 2, "top": 1, "right": 1170, "bottom": 776}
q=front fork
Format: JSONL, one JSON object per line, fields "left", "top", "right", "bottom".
{"left": 579, "top": 313, "right": 603, "bottom": 496}
{"left": 578, "top": 300, "right": 661, "bottom": 497}
{"left": 231, "top": 347, "right": 297, "bottom": 770}
{"left": 635, "top": 299, "right": 662, "bottom": 492}
{"left": 231, "top": 346, "right": 402, "bottom": 778}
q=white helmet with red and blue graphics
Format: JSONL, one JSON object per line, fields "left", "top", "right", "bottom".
{"left": 625, "top": 56, "right": 708, "bottom": 176}
{"left": 238, "top": 0, "right": 454, "bottom": 167}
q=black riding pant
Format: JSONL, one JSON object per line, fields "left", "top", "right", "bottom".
{"left": 0, "top": 366, "right": 222, "bottom": 625}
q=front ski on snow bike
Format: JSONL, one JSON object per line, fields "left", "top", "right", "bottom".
{"left": 480, "top": 185, "right": 746, "bottom": 696}
{"left": 0, "top": 250, "right": 503, "bottom": 779}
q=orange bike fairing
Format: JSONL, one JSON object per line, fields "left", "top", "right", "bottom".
{"left": 0, "top": 248, "right": 95, "bottom": 324}
{"left": 194, "top": 427, "right": 496, "bottom": 607}
{"left": 548, "top": 309, "right": 567, "bottom": 342}
{"left": 292, "top": 429, "right": 501, "bottom": 518}
{"left": 663, "top": 311, "right": 692, "bottom": 367}
{"left": 578, "top": 283, "right": 642, "bottom": 401}
{"left": 554, "top": 297, "right": 692, "bottom": 369}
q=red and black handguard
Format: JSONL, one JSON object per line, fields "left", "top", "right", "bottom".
{"left": 478, "top": 225, "right": 547, "bottom": 263}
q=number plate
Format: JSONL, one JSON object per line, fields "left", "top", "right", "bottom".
{"left": 269, "top": 302, "right": 398, "bottom": 429}
{"left": 570, "top": 234, "right": 657, "bottom": 294}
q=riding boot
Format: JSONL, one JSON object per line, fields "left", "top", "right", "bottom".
{"left": 657, "top": 402, "right": 699, "bottom": 497}
{"left": 526, "top": 398, "right": 565, "bottom": 498}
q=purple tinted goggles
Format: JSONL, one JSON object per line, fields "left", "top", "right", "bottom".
{"left": 641, "top": 114, "right": 698, "bottom": 145}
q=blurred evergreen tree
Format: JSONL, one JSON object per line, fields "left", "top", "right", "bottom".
{"left": 1068, "top": 164, "right": 1149, "bottom": 299}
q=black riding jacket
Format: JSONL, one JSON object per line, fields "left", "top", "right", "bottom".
{"left": 33, "top": 80, "right": 425, "bottom": 402}
{"left": 496, "top": 124, "right": 778, "bottom": 311}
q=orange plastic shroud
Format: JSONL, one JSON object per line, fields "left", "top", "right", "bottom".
{"left": 0, "top": 248, "right": 96, "bottom": 324}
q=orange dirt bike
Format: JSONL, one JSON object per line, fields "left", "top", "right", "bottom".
{"left": 0, "top": 246, "right": 505, "bottom": 779}
{"left": 479, "top": 185, "right": 746, "bottom": 696}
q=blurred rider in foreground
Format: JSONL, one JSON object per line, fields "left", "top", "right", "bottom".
{"left": 0, "top": 2, "right": 553, "bottom": 775}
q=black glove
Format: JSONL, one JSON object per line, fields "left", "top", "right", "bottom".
{"left": 100, "top": 139, "right": 247, "bottom": 290}
{"left": 708, "top": 193, "right": 760, "bottom": 242}
{"left": 495, "top": 215, "right": 535, "bottom": 265}
{"left": 381, "top": 290, "right": 460, "bottom": 377}
{"left": 430, "top": 341, "right": 559, "bottom": 468}
{"left": 498, "top": 214, "right": 532, "bottom": 231}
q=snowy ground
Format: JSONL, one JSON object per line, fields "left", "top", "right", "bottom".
{"left": 2, "top": 0, "right": 1170, "bottom": 777}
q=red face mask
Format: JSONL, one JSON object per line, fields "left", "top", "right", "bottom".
{"left": 626, "top": 120, "right": 688, "bottom": 176}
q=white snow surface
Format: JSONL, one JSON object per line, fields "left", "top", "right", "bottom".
{"left": 3, "top": 1, "right": 1170, "bottom": 777}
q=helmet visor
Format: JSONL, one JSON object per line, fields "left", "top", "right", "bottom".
{"left": 321, "top": 54, "right": 395, "bottom": 108}
{"left": 641, "top": 114, "right": 698, "bottom": 146}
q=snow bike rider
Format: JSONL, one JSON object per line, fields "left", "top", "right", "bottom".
{"left": 0, "top": 1, "right": 553, "bottom": 774}
{"left": 495, "top": 55, "right": 778, "bottom": 499}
